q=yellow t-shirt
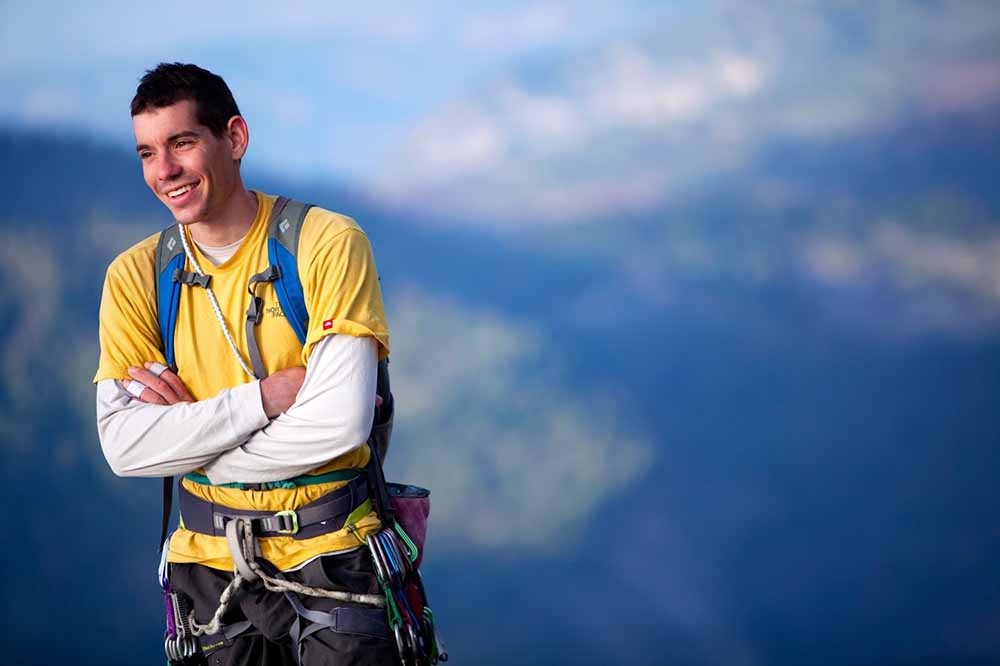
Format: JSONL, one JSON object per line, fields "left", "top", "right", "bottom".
{"left": 94, "top": 191, "right": 390, "bottom": 570}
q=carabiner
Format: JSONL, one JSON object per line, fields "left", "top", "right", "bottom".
{"left": 366, "top": 534, "right": 388, "bottom": 584}
{"left": 394, "top": 623, "right": 413, "bottom": 666}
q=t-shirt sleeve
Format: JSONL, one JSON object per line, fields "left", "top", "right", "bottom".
{"left": 93, "top": 249, "right": 166, "bottom": 383}
{"left": 300, "top": 225, "right": 390, "bottom": 363}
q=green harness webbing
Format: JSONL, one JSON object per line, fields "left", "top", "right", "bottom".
{"left": 182, "top": 468, "right": 362, "bottom": 491}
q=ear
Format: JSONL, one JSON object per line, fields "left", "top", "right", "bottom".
{"left": 225, "top": 115, "right": 250, "bottom": 161}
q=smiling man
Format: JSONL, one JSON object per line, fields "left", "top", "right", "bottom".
{"left": 94, "top": 63, "right": 397, "bottom": 665}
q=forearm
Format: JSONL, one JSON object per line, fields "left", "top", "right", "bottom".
{"left": 96, "top": 379, "right": 269, "bottom": 477}
{"left": 202, "top": 335, "right": 377, "bottom": 484}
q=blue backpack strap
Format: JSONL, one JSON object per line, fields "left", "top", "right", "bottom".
{"left": 154, "top": 225, "right": 187, "bottom": 371}
{"left": 153, "top": 225, "right": 186, "bottom": 553}
{"left": 265, "top": 197, "right": 394, "bottom": 460}
{"left": 267, "top": 197, "right": 312, "bottom": 345}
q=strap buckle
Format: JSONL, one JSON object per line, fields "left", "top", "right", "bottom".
{"left": 172, "top": 268, "right": 211, "bottom": 288}
{"left": 273, "top": 509, "right": 299, "bottom": 535}
{"left": 246, "top": 295, "right": 264, "bottom": 325}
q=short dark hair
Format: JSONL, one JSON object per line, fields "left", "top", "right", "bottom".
{"left": 130, "top": 63, "right": 241, "bottom": 137}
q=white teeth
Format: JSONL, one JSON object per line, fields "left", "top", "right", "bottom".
{"left": 168, "top": 184, "right": 194, "bottom": 198}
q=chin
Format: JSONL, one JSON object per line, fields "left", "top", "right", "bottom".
{"left": 165, "top": 202, "right": 205, "bottom": 225}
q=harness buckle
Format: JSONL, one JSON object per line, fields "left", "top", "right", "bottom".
{"left": 273, "top": 509, "right": 299, "bottom": 535}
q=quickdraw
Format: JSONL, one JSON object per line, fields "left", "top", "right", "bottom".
{"left": 160, "top": 542, "right": 198, "bottom": 662}
{"left": 163, "top": 587, "right": 198, "bottom": 662}
{"left": 367, "top": 523, "right": 447, "bottom": 665}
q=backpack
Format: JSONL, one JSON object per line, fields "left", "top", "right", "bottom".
{"left": 152, "top": 196, "right": 395, "bottom": 548}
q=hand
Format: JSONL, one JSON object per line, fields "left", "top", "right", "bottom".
{"left": 260, "top": 371, "right": 381, "bottom": 418}
{"left": 126, "top": 362, "right": 194, "bottom": 405}
{"left": 260, "top": 366, "right": 306, "bottom": 418}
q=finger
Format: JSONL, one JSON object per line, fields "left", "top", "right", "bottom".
{"left": 145, "top": 362, "right": 194, "bottom": 402}
{"left": 374, "top": 394, "right": 383, "bottom": 407}
{"left": 147, "top": 362, "right": 168, "bottom": 377}
{"left": 128, "top": 366, "right": 180, "bottom": 403}
{"left": 139, "top": 387, "right": 169, "bottom": 405}
{"left": 125, "top": 379, "right": 147, "bottom": 398}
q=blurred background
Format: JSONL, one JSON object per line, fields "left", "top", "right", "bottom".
{"left": 2, "top": 1, "right": 1000, "bottom": 664}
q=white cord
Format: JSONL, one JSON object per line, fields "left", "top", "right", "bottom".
{"left": 177, "top": 224, "right": 256, "bottom": 379}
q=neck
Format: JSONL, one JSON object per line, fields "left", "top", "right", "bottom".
{"left": 186, "top": 186, "right": 259, "bottom": 247}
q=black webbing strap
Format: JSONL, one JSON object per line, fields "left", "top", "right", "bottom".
{"left": 178, "top": 476, "right": 368, "bottom": 539}
{"left": 371, "top": 361, "right": 393, "bottom": 462}
{"left": 284, "top": 588, "right": 391, "bottom": 665}
{"left": 244, "top": 265, "right": 282, "bottom": 379}
{"left": 365, "top": 440, "right": 396, "bottom": 525}
{"left": 198, "top": 620, "right": 259, "bottom": 657}
{"left": 159, "top": 476, "right": 173, "bottom": 552}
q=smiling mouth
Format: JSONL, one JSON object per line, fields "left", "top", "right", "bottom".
{"left": 167, "top": 183, "right": 197, "bottom": 198}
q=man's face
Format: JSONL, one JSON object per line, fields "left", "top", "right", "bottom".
{"left": 133, "top": 99, "right": 240, "bottom": 225}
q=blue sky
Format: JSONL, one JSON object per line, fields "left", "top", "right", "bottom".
{"left": 6, "top": 1, "right": 997, "bottom": 224}
{"left": 0, "top": 1, "right": 684, "bottom": 181}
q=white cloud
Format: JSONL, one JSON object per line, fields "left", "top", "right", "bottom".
{"left": 11, "top": 86, "right": 84, "bottom": 126}
{"left": 497, "top": 83, "right": 584, "bottom": 142}
{"left": 368, "top": 4, "right": 1000, "bottom": 227}
{"left": 530, "top": 171, "right": 671, "bottom": 220}
{"left": 380, "top": 103, "right": 507, "bottom": 193}
{"left": 589, "top": 48, "right": 711, "bottom": 126}
{"left": 586, "top": 48, "right": 765, "bottom": 127}
{"left": 874, "top": 226, "right": 1000, "bottom": 300}
{"left": 802, "top": 225, "right": 1000, "bottom": 335}
{"left": 716, "top": 52, "right": 763, "bottom": 96}
{"left": 802, "top": 239, "right": 865, "bottom": 284}
{"left": 374, "top": 42, "right": 769, "bottom": 223}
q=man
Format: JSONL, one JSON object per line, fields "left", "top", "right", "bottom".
{"left": 95, "top": 62, "right": 397, "bottom": 664}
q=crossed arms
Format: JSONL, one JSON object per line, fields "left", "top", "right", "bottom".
{"left": 96, "top": 334, "right": 378, "bottom": 484}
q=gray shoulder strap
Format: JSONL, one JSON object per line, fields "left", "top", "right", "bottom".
{"left": 154, "top": 225, "right": 186, "bottom": 302}
{"left": 267, "top": 196, "right": 312, "bottom": 254}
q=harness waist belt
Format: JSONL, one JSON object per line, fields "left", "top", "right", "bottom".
{"left": 179, "top": 476, "right": 369, "bottom": 540}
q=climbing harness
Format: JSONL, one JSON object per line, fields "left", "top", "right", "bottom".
{"left": 177, "top": 474, "right": 370, "bottom": 539}
{"left": 162, "top": 442, "right": 446, "bottom": 664}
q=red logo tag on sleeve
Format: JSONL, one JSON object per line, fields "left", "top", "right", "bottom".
{"left": 323, "top": 319, "right": 334, "bottom": 330}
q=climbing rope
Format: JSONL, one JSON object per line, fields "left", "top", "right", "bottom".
{"left": 176, "top": 224, "right": 256, "bottom": 380}
{"left": 188, "top": 518, "right": 384, "bottom": 637}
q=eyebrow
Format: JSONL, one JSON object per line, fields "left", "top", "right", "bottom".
{"left": 135, "top": 130, "right": 201, "bottom": 153}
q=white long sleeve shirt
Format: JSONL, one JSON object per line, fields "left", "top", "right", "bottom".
{"left": 96, "top": 333, "right": 378, "bottom": 484}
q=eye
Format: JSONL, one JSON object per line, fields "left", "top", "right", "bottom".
{"left": 176, "top": 139, "right": 194, "bottom": 149}
{"left": 139, "top": 151, "right": 153, "bottom": 160}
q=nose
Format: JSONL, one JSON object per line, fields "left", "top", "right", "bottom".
{"left": 156, "top": 152, "right": 182, "bottom": 182}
